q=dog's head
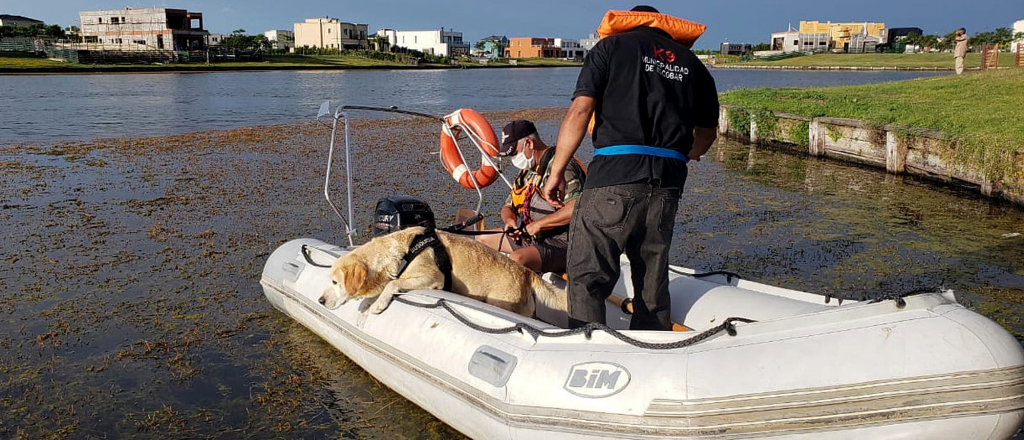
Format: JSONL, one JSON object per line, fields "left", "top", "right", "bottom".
{"left": 319, "top": 258, "right": 368, "bottom": 309}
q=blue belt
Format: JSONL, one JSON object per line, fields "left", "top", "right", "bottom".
{"left": 593, "top": 145, "right": 688, "bottom": 162}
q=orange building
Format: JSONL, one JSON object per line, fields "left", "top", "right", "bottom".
{"left": 504, "top": 37, "right": 562, "bottom": 58}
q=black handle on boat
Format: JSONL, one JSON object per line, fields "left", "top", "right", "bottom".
{"left": 444, "top": 213, "right": 485, "bottom": 232}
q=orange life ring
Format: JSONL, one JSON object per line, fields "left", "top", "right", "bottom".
{"left": 440, "top": 109, "right": 500, "bottom": 189}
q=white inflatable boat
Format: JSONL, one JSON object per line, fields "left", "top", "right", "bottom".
{"left": 261, "top": 104, "right": 1024, "bottom": 439}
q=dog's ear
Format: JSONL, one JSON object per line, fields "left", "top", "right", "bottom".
{"left": 343, "top": 261, "right": 367, "bottom": 294}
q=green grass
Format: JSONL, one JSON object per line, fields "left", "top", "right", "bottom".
{"left": 720, "top": 68, "right": 1024, "bottom": 180}
{"left": 260, "top": 54, "right": 408, "bottom": 67}
{"left": 0, "top": 52, "right": 71, "bottom": 68}
{"left": 723, "top": 52, "right": 1001, "bottom": 69}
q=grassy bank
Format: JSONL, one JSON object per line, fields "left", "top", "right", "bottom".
{"left": 0, "top": 52, "right": 580, "bottom": 72}
{"left": 719, "top": 68, "right": 1024, "bottom": 179}
{"left": 719, "top": 52, "right": 996, "bottom": 69}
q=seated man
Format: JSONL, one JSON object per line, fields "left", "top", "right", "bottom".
{"left": 477, "top": 120, "right": 585, "bottom": 273}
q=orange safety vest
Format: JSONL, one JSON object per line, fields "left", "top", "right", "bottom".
{"left": 510, "top": 149, "right": 585, "bottom": 227}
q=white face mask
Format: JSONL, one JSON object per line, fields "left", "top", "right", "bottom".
{"left": 511, "top": 149, "right": 535, "bottom": 170}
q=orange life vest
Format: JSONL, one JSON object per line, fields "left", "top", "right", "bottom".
{"left": 595, "top": 10, "right": 706, "bottom": 47}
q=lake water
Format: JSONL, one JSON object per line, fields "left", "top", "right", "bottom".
{"left": 0, "top": 67, "right": 946, "bottom": 145}
{"left": 2, "top": 68, "right": 1022, "bottom": 439}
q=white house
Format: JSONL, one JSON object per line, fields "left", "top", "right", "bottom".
{"left": 264, "top": 29, "right": 294, "bottom": 51}
{"left": 554, "top": 38, "right": 584, "bottom": 60}
{"left": 376, "top": 27, "right": 469, "bottom": 57}
{"left": 294, "top": 18, "right": 367, "bottom": 50}
{"left": 771, "top": 29, "right": 800, "bottom": 53}
{"left": 1012, "top": 19, "right": 1024, "bottom": 53}
{"left": 205, "top": 32, "right": 226, "bottom": 46}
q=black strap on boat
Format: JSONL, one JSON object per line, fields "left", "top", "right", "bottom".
{"left": 393, "top": 224, "right": 453, "bottom": 292}
{"left": 687, "top": 270, "right": 742, "bottom": 283}
{"left": 868, "top": 287, "right": 941, "bottom": 309}
{"left": 301, "top": 244, "right": 335, "bottom": 268}
{"left": 392, "top": 294, "right": 756, "bottom": 350}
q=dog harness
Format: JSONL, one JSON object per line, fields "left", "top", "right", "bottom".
{"left": 392, "top": 224, "right": 453, "bottom": 292}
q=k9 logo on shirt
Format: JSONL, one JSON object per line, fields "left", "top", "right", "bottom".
{"left": 653, "top": 45, "right": 676, "bottom": 63}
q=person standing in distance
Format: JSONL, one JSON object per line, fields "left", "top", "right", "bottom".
{"left": 954, "top": 28, "right": 969, "bottom": 75}
{"left": 542, "top": 5, "right": 720, "bottom": 330}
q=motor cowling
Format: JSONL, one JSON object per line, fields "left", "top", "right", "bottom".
{"left": 373, "top": 196, "right": 435, "bottom": 237}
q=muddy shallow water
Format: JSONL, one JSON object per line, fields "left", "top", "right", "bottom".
{"left": 1, "top": 108, "right": 1022, "bottom": 439}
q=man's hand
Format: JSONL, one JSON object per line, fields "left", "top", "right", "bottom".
{"left": 542, "top": 175, "right": 567, "bottom": 209}
{"left": 689, "top": 126, "right": 718, "bottom": 162}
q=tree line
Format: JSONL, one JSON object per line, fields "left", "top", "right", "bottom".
{"left": 0, "top": 23, "right": 68, "bottom": 40}
{"left": 902, "top": 28, "right": 1023, "bottom": 51}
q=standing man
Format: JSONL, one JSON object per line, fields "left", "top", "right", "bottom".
{"left": 954, "top": 28, "right": 969, "bottom": 75}
{"left": 542, "top": 5, "right": 719, "bottom": 330}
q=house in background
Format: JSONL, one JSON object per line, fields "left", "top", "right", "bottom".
{"left": 555, "top": 38, "right": 584, "bottom": 60}
{"left": 799, "top": 20, "right": 886, "bottom": 52}
{"left": 475, "top": 35, "right": 507, "bottom": 58}
{"left": 294, "top": 18, "right": 367, "bottom": 50}
{"left": 376, "top": 27, "right": 469, "bottom": 57}
{"left": 0, "top": 14, "right": 43, "bottom": 28}
{"left": 875, "top": 27, "right": 924, "bottom": 53}
{"left": 580, "top": 33, "right": 599, "bottom": 56}
{"left": 720, "top": 42, "right": 752, "bottom": 55}
{"left": 771, "top": 27, "right": 799, "bottom": 52}
{"left": 205, "top": 33, "right": 226, "bottom": 46}
{"left": 264, "top": 29, "right": 294, "bottom": 51}
{"left": 504, "top": 37, "right": 561, "bottom": 58}
{"left": 1012, "top": 20, "right": 1024, "bottom": 53}
{"left": 78, "top": 8, "right": 208, "bottom": 51}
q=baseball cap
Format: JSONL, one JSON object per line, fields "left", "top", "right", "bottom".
{"left": 499, "top": 119, "right": 537, "bottom": 156}
{"left": 631, "top": 5, "right": 660, "bottom": 12}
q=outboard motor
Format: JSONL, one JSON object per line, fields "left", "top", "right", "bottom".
{"left": 372, "top": 195, "right": 435, "bottom": 237}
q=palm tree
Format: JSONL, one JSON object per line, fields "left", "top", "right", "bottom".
{"left": 368, "top": 35, "right": 390, "bottom": 52}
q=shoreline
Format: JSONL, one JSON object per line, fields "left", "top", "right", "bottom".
{"left": 711, "top": 64, "right": 959, "bottom": 71}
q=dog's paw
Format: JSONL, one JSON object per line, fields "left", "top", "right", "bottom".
{"left": 368, "top": 295, "right": 393, "bottom": 314}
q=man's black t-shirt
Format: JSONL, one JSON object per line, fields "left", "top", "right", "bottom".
{"left": 573, "top": 26, "right": 719, "bottom": 189}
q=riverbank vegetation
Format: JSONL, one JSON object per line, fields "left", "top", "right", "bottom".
{"left": 719, "top": 68, "right": 1024, "bottom": 181}
{"left": 718, "top": 52, "right": 992, "bottom": 69}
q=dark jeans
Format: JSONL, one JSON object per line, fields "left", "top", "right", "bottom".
{"left": 566, "top": 183, "right": 681, "bottom": 330}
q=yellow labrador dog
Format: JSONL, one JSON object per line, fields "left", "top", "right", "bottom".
{"left": 319, "top": 226, "right": 567, "bottom": 325}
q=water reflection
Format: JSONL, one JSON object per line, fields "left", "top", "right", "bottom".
{"left": 683, "top": 139, "right": 1024, "bottom": 331}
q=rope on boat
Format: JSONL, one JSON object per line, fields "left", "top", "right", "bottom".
{"left": 392, "top": 295, "right": 756, "bottom": 350}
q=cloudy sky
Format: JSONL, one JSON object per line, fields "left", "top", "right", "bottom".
{"left": 8, "top": 0, "right": 1023, "bottom": 49}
